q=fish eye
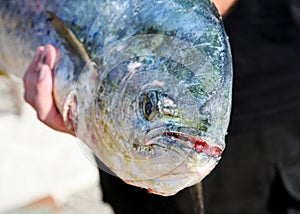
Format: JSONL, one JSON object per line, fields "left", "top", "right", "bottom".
{"left": 142, "top": 92, "right": 158, "bottom": 121}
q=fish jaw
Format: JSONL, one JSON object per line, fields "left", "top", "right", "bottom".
{"left": 125, "top": 155, "right": 219, "bottom": 196}
{"left": 98, "top": 124, "right": 222, "bottom": 196}
{"left": 84, "top": 115, "right": 222, "bottom": 196}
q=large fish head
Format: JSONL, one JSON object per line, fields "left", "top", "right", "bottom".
{"left": 72, "top": 34, "right": 232, "bottom": 196}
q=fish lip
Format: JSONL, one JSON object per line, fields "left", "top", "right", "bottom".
{"left": 145, "top": 128, "right": 223, "bottom": 158}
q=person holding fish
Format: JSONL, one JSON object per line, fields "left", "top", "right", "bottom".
{"left": 22, "top": 0, "right": 300, "bottom": 213}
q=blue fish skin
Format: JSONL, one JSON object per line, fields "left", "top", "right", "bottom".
{"left": 0, "top": 0, "right": 232, "bottom": 196}
{"left": 1, "top": 0, "right": 229, "bottom": 75}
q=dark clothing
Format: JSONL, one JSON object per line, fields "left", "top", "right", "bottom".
{"left": 226, "top": 0, "right": 300, "bottom": 133}
{"left": 203, "top": 123, "right": 300, "bottom": 214}
{"left": 203, "top": 0, "right": 300, "bottom": 213}
{"left": 97, "top": 158, "right": 204, "bottom": 214}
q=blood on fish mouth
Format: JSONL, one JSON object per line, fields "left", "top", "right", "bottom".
{"left": 162, "top": 132, "right": 223, "bottom": 158}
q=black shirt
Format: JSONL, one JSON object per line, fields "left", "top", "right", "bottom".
{"left": 225, "top": 0, "right": 300, "bottom": 133}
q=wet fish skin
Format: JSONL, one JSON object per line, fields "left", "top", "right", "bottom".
{"left": 0, "top": 0, "right": 232, "bottom": 196}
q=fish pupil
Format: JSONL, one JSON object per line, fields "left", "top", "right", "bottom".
{"left": 145, "top": 102, "right": 153, "bottom": 115}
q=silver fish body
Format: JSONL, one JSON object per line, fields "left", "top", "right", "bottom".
{"left": 0, "top": 0, "right": 232, "bottom": 195}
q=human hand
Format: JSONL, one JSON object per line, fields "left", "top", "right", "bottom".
{"left": 23, "top": 45, "right": 75, "bottom": 136}
{"left": 213, "top": 0, "right": 237, "bottom": 17}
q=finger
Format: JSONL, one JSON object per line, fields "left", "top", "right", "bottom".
{"left": 27, "top": 46, "right": 45, "bottom": 73}
{"left": 23, "top": 70, "right": 39, "bottom": 105}
{"left": 31, "top": 45, "right": 56, "bottom": 115}
{"left": 43, "top": 44, "right": 57, "bottom": 70}
{"left": 35, "top": 64, "right": 75, "bottom": 135}
{"left": 34, "top": 64, "right": 60, "bottom": 125}
{"left": 23, "top": 46, "right": 45, "bottom": 104}
{"left": 35, "top": 64, "right": 53, "bottom": 116}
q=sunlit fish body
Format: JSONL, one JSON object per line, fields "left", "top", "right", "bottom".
{"left": 0, "top": 0, "right": 232, "bottom": 196}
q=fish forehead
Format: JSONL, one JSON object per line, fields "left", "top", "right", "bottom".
{"left": 83, "top": 32, "right": 228, "bottom": 131}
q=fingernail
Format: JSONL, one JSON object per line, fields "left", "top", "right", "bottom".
{"left": 37, "top": 46, "right": 44, "bottom": 54}
{"left": 39, "top": 65, "right": 46, "bottom": 81}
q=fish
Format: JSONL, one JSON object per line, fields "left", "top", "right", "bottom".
{"left": 0, "top": 0, "right": 232, "bottom": 196}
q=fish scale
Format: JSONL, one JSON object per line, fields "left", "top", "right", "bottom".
{"left": 0, "top": 0, "right": 232, "bottom": 196}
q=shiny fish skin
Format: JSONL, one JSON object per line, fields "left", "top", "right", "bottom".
{"left": 0, "top": 0, "right": 232, "bottom": 196}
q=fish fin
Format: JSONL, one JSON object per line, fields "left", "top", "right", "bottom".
{"left": 46, "top": 11, "right": 91, "bottom": 71}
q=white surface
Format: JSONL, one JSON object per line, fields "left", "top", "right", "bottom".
{"left": 0, "top": 103, "right": 100, "bottom": 212}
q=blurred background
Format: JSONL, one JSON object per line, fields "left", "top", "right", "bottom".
{"left": 0, "top": 76, "right": 113, "bottom": 213}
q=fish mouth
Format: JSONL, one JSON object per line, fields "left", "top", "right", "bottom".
{"left": 145, "top": 127, "right": 223, "bottom": 158}
{"left": 162, "top": 132, "right": 223, "bottom": 158}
